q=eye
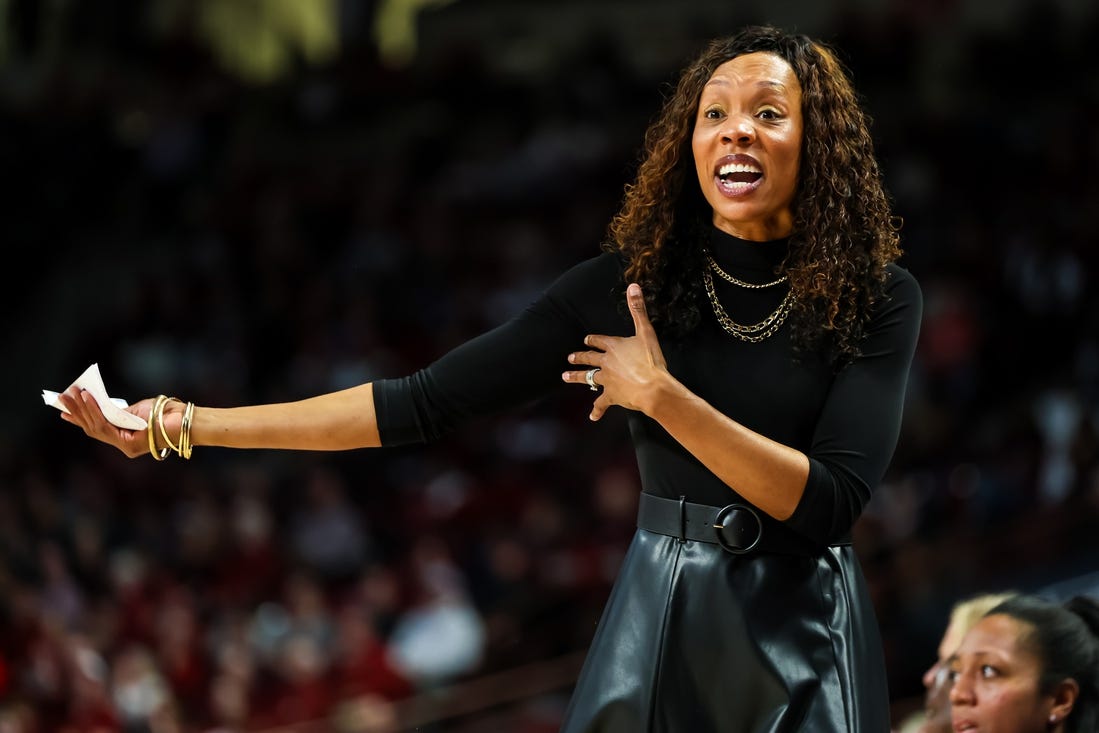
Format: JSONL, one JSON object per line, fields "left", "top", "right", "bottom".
{"left": 933, "top": 666, "right": 952, "bottom": 686}
{"left": 702, "top": 107, "right": 725, "bottom": 120}
{"left": 757, "top": 108, "right": 781, "bottom": 120}
{"left": 980, "top": 665, "right": 999, "bottom": 679}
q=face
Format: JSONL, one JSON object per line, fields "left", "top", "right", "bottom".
{"left": 948, "top": 615, "right": 1066, "bottom": 733}
{"left": 920, "top": 618, "right": 971, "bottom": 729}
{"left": 919, "top": 665, "right": 954, "bottom": 732}
{"left": 691, "top": 51, "right": 803, "bottom": 241}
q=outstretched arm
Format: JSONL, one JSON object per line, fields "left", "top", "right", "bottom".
{"left": 561, "top": 283, "right": 809, "bottom": 520}
{"left": 57, "top": 382, "right": 382, "bottom": 459}
{"left": 57, "top": 254, "right": 630, "bottom": 461}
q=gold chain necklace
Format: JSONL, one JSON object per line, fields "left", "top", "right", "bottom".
{"left": 703, "top": 262, "right": 792, "bottom": 343}
{"left": 704, "top": 250, "right": 787, "bottom": 288}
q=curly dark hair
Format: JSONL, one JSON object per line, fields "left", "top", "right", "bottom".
{"left": 604, "top": 25, "right": 901, "bottom": 366}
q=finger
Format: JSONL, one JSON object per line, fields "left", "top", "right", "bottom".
{"left": 561, "top": 369, "right": 602, "bottom": 389}
{"left": 57, "top": 386, "right": 80, "bottom": 411}
{"left": 582, "top": 334, "right": 610, "bottom": 352}
{"left": 627, "top": 283, "right": 658, "bottom": 342}
{"left": 567, "top": 350, "right": 604, "bottom": 367}
{"left": 73, "top": 389, "right": 125, "bottom": 437}
{"left": 58, "top": 387, "right": 93, "bottom": 427}
{"left": 78, "top": 389, "right": 109, "bottom": 427}
{"left": 589, "top": 394, "right": 607, "bottom": 422}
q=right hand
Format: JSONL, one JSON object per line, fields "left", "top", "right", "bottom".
{"left": 57, "top": 386, "right": 161, "bottom": 459}
{"left": 563, "top": 283, "right": 673, "bottom": 422}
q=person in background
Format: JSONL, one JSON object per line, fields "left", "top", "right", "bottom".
{"left": 948, "top": 594, "right": 1099, "bottom": 733}
{"left": 56, "top": 25, "right": 921, "bottom": 731}
{"left": 898, "top": 591, "right": 1017, "bottom": 733}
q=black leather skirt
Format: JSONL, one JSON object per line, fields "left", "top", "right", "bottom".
{"left": 558, "top": 523, "right": 891, "bottom": 732}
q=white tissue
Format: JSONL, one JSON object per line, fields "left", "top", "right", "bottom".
{"left": 42, "top": 363, "right": 148, "bottom": 430}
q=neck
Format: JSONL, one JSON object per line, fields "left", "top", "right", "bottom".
{"left": 712, "top": 214, "right": 794, "bottom": 242}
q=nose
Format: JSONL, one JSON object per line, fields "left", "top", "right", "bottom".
{"left": 721, "top": 113, "right": 755, "bottom": 145}
{"left": 922, "top": 660, "right": 941, "bottom": 689}
{"left": 948, "top": 672, "right": 974, "bottom": 706}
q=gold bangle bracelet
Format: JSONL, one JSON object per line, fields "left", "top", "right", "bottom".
{"left": 157, "top": 397, "right": 182, "bottom": 457}
{"left": 179, "top": 401, "right": 195, "bottom": 459}
{"left": 148, "top": 395, "right": 170, "bottom": 461}
{"left": 185, "top": 401, "right": 195, "bottom": 459}
{"left": 179, "top": 402, "right": 194, "bottom": 459}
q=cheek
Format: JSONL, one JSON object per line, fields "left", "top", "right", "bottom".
{"left": 779, "top": 137, "right": 801, "bottom": 175}
{"left": 776, "top": 125, "right": 802, "bottom": 176}
{"left": 691, "top": 131, "right": 708, "bottom": 171}
{"left": 979, "top": 687, "right": 1039, "bottom": 725}
{"left": 770, "top": 144, "right": 801, "bottom": 201}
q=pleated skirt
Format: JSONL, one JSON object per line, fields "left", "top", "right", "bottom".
{"left": 558, "top": 528, "right": 891, "bottom": 732}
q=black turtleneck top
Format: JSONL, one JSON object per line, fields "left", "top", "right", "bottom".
{"left": 374, "top": 228, "right": 922, "bottom": 547}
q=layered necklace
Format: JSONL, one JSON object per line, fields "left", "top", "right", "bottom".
{"left": 702, "top": 249, "right": 792, "bottom": 343}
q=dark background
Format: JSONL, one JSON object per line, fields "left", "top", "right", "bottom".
{"left": 2, "top": 0, "right": 1098, "bottom": 731}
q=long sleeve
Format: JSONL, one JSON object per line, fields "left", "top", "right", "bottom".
{"left": 373, "top": 252, "right": 627, "bottom": 445}
{"left": 787, "top": 265, "right": 923, "bottom": 543}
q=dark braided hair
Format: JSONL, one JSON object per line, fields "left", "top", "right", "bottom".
{"left": 605, "top": 25, "right": 900, "bottom": 367}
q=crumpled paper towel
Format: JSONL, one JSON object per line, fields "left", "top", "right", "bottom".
{"left": 42, "top": 363, "right": 148, "bottom": 430}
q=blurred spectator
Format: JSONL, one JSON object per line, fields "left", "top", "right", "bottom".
{"left": 329, "top": 600, "right": 413, "bottom": 702}
{"left": 387, "top": 537, "right": 486, "bottom": 686}
{"left": 289, "top": 465, "right": 373, "bottom": 584}
{"left": 109, "top": 644, "right": 175, "bottom": 732}
{"left": 152, "top": 586, "right": 208, "bottom": 718}
{"left": 896, "top": 591, "right": 1016, "bottom": 733}
{"left": 947, "top": 595, "right": 1099, "bottom": 733}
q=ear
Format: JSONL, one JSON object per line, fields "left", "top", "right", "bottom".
{"left": 1048, "top": 678, "right": 1080, "bottom": 726}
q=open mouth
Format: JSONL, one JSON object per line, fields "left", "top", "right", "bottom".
{"left": 715, "top": 160, "right": 763, "bottom": 195}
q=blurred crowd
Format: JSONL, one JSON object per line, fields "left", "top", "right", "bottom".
{"left": 2, "top": 0, "right": 1098, "bottom": 731}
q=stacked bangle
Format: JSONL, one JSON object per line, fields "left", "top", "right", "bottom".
{"left": 147, "top": 395, "right": 196, "bottom": 461}
{"left": 180, "top": 401, "right": 195, "bottom": 459}
{"left": 157, "top": 397, "right": 183, "bottom": 455}
{"left": 147, "top": 395, "right": 171, "bottom": 461}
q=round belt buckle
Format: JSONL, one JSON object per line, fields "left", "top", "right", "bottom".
{"left": 713, "top": 504, "right": 762, "bottom": 555}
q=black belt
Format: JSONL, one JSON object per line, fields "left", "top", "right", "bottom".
{"left": 636, "top": 493, "right": 850, "bottom": 556}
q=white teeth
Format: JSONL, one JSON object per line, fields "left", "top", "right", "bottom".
{"left": 718, "top": 162, "right": 761, "bottom": 176}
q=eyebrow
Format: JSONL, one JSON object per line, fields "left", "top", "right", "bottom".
{"left": 703, "top": 79, "right": 789, "bottom": 93}
{"left": 946, "top": 650, "right": 1010, "bottom": 667}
